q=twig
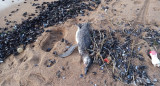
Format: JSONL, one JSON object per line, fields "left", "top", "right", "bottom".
{"left": 112, "top": 59, "right": 116, "bottom": 73}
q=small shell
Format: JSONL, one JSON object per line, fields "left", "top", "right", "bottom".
{"left": 17, "top": 47, "right": 23, "bottom": 53}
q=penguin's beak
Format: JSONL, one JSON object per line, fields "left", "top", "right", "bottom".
{"left": 84, "top": 58, "right": 93, "bottom": 75}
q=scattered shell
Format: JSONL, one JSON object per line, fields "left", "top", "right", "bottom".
{"left": 80, "top": 74, "right": 83, "bottom": 78}
{"left": 56, "top": 70, "right": 61, "bottom": 78}
{"left": 17, "top": 47, "right": 23, "bottom": 53}
{"left": 92, "top": 72, "right": 97, "bottom": 75}
{"left": 153, "top": 79, "right": 158, "bottom": 82}
{"left": 0, "top": 60, "right": 3, "bottom": 63}
{"left": 62, "top": 76, "right": 66, "bottom": 79}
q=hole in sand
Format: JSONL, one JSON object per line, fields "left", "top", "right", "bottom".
{"left": 41, "top": 28, "right": 64, "bottom": 51}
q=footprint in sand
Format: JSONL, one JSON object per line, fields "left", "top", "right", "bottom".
{"left": 1, "top": 78, "right": 17, "bottom": 86}
{"left": 19, "top": 79, "right": 34, "bottom": 86}
{"left": 29, "top": 55, "right": 40, "bottom": 66}
{"left": 28, "top": 73, "right": 46, "bottom": 85}
{"left": 22, "top": 63, "right": 29, "bottom": 70}
{"left": 19, "top": 55, "right": 28, "bottom": 63}
{"left": 41, "top": 27, "right": 64, "bottom": 52}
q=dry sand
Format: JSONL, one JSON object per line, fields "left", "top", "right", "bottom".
{"left": 0, "top": 0, "right": 160, "bottom": 86}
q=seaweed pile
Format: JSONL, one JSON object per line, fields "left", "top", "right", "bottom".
{"left": 89, "top": 27, "right": 160, "bottom": 85}
{"left": 0, "top": 0, "right": 101, "bottom": 62}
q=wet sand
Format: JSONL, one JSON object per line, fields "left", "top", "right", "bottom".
{"left": 0, "top": 0, "right": 24, "bottom": 11}
{"left": 0, "top": 0, "right": 160, "bottom": 86}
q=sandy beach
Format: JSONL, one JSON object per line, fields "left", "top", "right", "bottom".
{"left": 0, "top": 0, "right": 24, "bottom": 11}
{"left": 0, "top": 0, "right": 160, "bottom": 86}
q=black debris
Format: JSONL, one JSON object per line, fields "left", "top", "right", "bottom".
{"left": 80, "top": 74, "right": 83, "bottom": 78}
{"left": 0, "top": 0, "right": 101, "bottom": 63}
{"left": 88, "top": 27, "right": 160, "bottom": 85}
{"left": 23, "top": 12, "right": 27, "bottom": 17}
{"left": 56, "top": 70, "right": 61, "bottom": 78}
{"left": 46, "top": 48, "right": 52, "bottom": 52}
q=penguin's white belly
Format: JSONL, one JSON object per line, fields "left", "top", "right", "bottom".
{"left": 76, "top": 28, "right": 79, "bottom": 44}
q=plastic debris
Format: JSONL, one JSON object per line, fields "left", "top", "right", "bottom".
{"left": 104, "top": 56, "right": 112, "bottom": 64}
{"left": 104, "top": 58, "right": 109, "bottom": 63}
{"left": 149, "top": 50, "right": 160, "bottom": 67}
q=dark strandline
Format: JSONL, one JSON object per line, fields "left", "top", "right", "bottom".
{"left": 0, "top": 0, "right": 101, "bottom": 62}
{"left": 89, "top": 28, "right": 160, "bottom": 85}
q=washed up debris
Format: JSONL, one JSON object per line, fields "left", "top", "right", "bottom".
{"left": 80, "top": 74, "right": 83, "bottom": 78}
{"left": 45, "top": 59, "right": 56, "bottom": 67}
{"left": 0, "top": 60, "right": 3, "bottom": 63}
{"left": 0, "top": 0, "right": 101, "bottom": 62}
{"left": 56, "top": 70, "right": 61, "bottom": 78}
{"left": 53, "top": 51, "right": 58, "bottom": 56}
{"left": 17, "top": 47, "right": 23, "bottom": 53}
{"left": 88, "top": 27, "right": 160, "bottom": 84}
{"left": 34, "top": 64, "right": 38, "bottom": 67}
{"left": 149, "top": 47, "right": 160, "bottom": 67}
{"left": 23, "top": 12, "right": 28, "bottom": 17}
{"left": 92, "top": 72, "right": 97, "bottom": 75}
{"left": 45, "top": 30, "right": 52, "bottom": 32}
{"left": 61, "top": 66, "right": 65, "bottom": 71}
{"left": 62, "top": 76, "right": 66, "bottom": 79}
{"left": 104, "top": 56, "right": 111, "bottom": 64}
{"left": 153, "top": 78, "right": 158, "bottom": 82}
{"left": 46, "top": 48, "right": 52, "bottom": 52}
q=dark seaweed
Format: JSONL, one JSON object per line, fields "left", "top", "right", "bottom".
{"left": 0, "top": 0, "right": 101, "bottom": 62}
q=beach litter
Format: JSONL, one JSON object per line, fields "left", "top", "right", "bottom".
{"left": 88, "top": 26, "right": 160, "bottom": 85}
{"left": 149, "top": 48, "right": 160, "bottom": 67}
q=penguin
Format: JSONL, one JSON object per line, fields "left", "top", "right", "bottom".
{"left": 58, "top": 23, "right": 92, "bottom": 74}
